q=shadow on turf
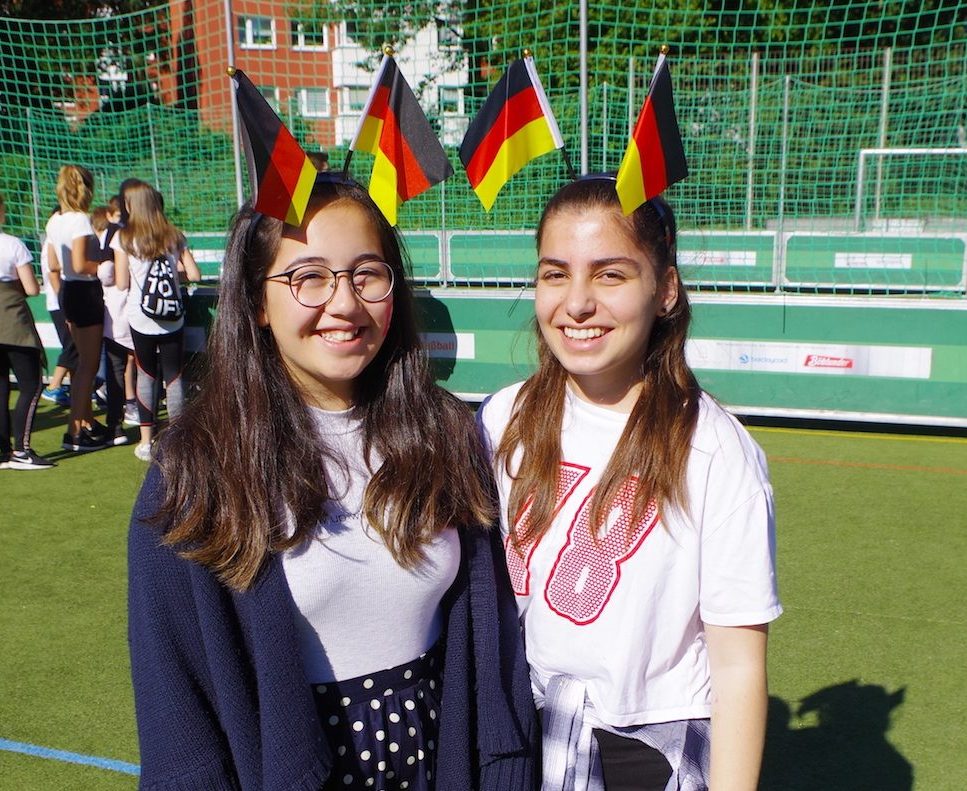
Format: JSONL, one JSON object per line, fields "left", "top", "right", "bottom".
{"left": 28, "top": 403, "right": 141, "bottom": 463}
{"left": 761, "top": 681, "right": 912, "bottom": 789}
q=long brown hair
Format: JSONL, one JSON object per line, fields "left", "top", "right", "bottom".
{"left": 153, "top": 179, "right": 495, "bottom": 591}
{"left": 496, "top": 178, "right": 701, "bottom": 549}
{"left": 55, "top": 165, "right": 94, "bottom": 213}
{"left": 118, "top": 180, "right": 182, "bottom": 260}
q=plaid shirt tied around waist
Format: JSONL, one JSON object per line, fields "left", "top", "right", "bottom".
{"left": 539, "top": 675, "right": 712, "bottom": 791}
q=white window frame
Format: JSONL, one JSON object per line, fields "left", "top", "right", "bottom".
{"left": 438, "top": 86, "right": 462, "bottom": 115}
{"left": 342, "top": 86, "right": 370, "bottom": 115}
{"left": 435, "top": 17, "right": 462, "bottom": 50}
{"left": 258, "top": 85, "right": 280, "bottom": 113}
{"left": 291, "top": 20, "right": 329, "bottom": 51}
{"left": 239, "top": 15, "right": 276, "bottom": 50}
{"left": 298, "top": 87, "right": 331, "bottom": 118}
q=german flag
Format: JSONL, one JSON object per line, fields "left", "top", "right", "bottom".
{"left": 460, "top": 55, "right": 564, "bottom": 211}
{"left": 615, "top": 52, "right": 688, "bottom": 215}
{"left": 230, "top": 67, "right": 316, "bottom": 226}
{"left": 350, "top": 53, "right": 453, "bottom": 226}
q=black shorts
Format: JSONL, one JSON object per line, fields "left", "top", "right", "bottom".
{"left": 61, "top": 280, "right": 104, "bottom": 328}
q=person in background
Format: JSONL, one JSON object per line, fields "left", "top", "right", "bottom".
{"left": 45, "top": 164, "right": 107, "bottom": 452}
{"left": 91, "top": 203, "right": 133, "bottom": 446}
{"left": 39, "top": 207, "right": 78, "bottom": 409}
{"left": 128, "top": 176, "right": 537, "bottom": 790}
{"left": 308, "top": 150, "right": 330, "bottom": 172}
{"left": 110, "top": 186, "right": 141, "bottom": 426}
{"left": 478, "top": 177, "right": 781, "bottom": 791}
{"left": 111, "top": 180, "right": 200, "bottom": 461}
{"left": 0, "top": 194, "right": 54, "bottom": 470}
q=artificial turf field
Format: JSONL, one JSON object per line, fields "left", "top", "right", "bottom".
{"left": 1, "top": 400, "right": 966, "bottom": 790}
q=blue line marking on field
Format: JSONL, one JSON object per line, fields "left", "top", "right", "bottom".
{"left": 0, "top": 738, "right": 140, "bottom": 776}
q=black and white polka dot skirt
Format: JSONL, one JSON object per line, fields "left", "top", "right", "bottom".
{"left": 313, "top": 641, "right": 443, "bottom": 790}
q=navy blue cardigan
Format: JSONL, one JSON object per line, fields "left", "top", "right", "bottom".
{"left": 128, "top": 464, "right": 538, "bottom": 790}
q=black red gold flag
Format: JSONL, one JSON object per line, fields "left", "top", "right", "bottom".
{"left": 615, "top": 52, "right": 688, "bottom": 215}
{"left": 350, "top": 53, "right": 453, "bottom": 225}
{"left": 230, "top": 67, "right": 316, "bottom": 225}
{"left": 459, "top": 55, "right": 564, "bottom": 211}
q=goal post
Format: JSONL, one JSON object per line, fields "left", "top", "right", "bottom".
{"left": 854, "top": 147, "right": 967, "bottom": 231}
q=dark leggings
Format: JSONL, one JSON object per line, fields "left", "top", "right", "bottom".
{"left": 131, "top": 328, "right": 185, "bottom": 427}
{"left": 0, "top": 344, "right": 44, "bottom": 453}
{"left": 50, "top": 307, "right": 79, "bottom": 372}
{"left": 593, "top": 729, "right": 673, "bottom": 791}
{"left": 103, "top": 337, "right": 131, "bottom": 430}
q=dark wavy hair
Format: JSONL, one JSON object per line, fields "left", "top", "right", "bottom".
{"left": 154, "top": 179, "right": 495, "bottom": 590}
{"left": 496, "top": 178, "right": 701, "bottom": 548}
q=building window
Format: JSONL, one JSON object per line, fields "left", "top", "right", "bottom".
{"left": 439, "top": 87, "right": 461, "bottom": 114}
{"left": 343, "top": 86, "right": 370, "bottom": 114}
{"left": 291, "top": 20, "right": 328, "bottom": 50}
{"left": 258, "top": 85, "right": 280, "bottom": 113}
{"left": 436, "top": 16, "right": 461, "bottom": 49}
{"left": 238, "top": 15, "right": 275, "bottom": 49}
{"left": 298, "top": 87, "right": 330, "bottom": 118}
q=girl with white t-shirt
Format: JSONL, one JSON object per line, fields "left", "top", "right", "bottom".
{"left": 112, "top": 180, "right": 200, "bottom": 460}
{"left": 45, "top": 164, "right": 108, "bottom": 452}
{"left": 0, "top": 194, "right": 54, "bottom": 469}
{"left": 478, "top": 177, "right": 781, "bottom": 791}
{"left": 92, "top": 202, "right": 133, "bottom": 446}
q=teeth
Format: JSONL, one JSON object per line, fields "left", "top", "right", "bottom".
{"left": 563, "top": 327, "right": 606, "bottom": 340}
{"left": 320, "top": 329, "right": 359, "bottom": 342}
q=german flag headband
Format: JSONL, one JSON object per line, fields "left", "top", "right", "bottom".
{"left": 229, "top": 67, "right": 319, "bottom": 226}
{"left": 459, "top": 46, "right": 687, "bottom": 215}
{"left": 230, "top": 56, "right": 450, "bottom": 227}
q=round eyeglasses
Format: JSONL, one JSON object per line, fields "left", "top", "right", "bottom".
{"left": 263, "top": 260, "right": 395, "bottom": 308}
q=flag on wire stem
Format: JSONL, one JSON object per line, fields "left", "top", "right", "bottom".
{"left": 229, "top": 67, "right": 316, "bottom": 226}
{"left": 615, "top": 50, "right": 688, "bottom": 215}
{"left": 459, "top": 53, "right": 565, "bottom": 211}
{"left": 349, "top": 51, "right": 453, "bottom": 226}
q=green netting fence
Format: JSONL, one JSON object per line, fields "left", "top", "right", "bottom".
{"left": 1, "top": 0, "right": 965, "bottom": 294}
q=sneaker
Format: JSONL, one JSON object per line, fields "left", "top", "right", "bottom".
{"left": 42, "top": 386, "right": 72, "bottom": 408}
{"left": 88, "top": 420, "right": 109, "bottom": 442}
{"left": 124, "top": 402, "right": 140, "bottom": 426}
{"left": 9, "top": 449, "right": 56, "bottom": 470}
{"left": 0, "top": 451, "right": 10, "bottom": 470}
{"left": 107, "top": 425, "right": 131, "bottom": 446}
{"left": 134, "top": 442, "right": 152, "bottom": 462}
{"left": 92, "top": 384, "right": 108, "bottom": 408}
{"left": 62, "top": 428, "right": 108, "bottom": 452}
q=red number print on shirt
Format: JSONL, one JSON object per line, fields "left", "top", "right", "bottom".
{"left": 505, "top": 462, "right": 589, "bottom": 596}
{"left": 544, "top": 477, "right": 660, "bottom": 625}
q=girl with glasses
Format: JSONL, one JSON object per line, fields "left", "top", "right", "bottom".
{"left": 127, "top": 177, "right": 537, "bottom": 791}
{"left": 478, "top": 177, "right": 781, "bottom": 791}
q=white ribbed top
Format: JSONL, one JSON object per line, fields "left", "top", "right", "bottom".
{"left": 282, "top": 406, "right": 460, "bottom": 682}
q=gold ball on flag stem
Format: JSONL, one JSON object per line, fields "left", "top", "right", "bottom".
{"left": 660, "top": 44, "right": 670, "bottom": 55}
{"left": 383, "top": 44, "right": 394, "bottom": 56}
{"left": 523, "top": 48, "right": 532, "bottom": 58}
{"left": 226, "top": 66, "right": 236, "bottom": 77}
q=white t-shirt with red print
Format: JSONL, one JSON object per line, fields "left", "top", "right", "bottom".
{"left": 478, "top": 382, "right": 782, "bottom": 728}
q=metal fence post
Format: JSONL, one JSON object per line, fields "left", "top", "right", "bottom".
{"left": 777, "top": 75, "right": 791, "bottom": 291}
{"left": 745, "top": 52, "right": 759, "bottom": 230}
{"left": 26, "top": 108, "right": 41, "bottom": 237}
{"left": 147, "top": 103, "right": 160, "bottom": 187}
{"left": 223, "top": 0, "right": 245, "bottom": 209}
{"left": 874, "top": 47, "right": 893, "bottom": 223}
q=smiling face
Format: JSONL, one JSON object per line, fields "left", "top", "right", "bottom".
{"left": 535, "top": 205, "right": 679, "bottom": 411}
{"left": 259, "top": 198, "right": 394, "bottom": 410}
